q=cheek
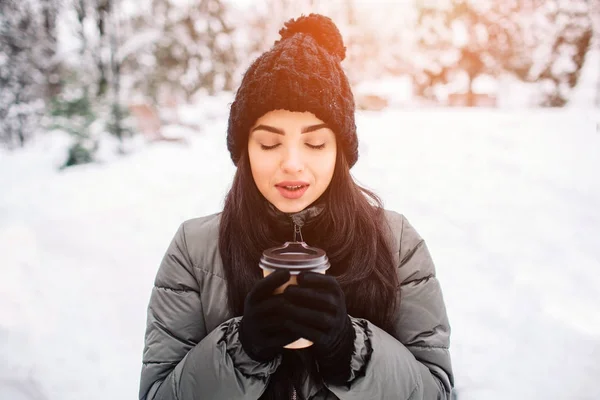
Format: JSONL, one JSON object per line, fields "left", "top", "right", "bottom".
{"left": 248, "top": 147, "right": 263, "bottom": 182}
{"left": 249, "top": 150, "right": 275, "bottom": 186}
{"left": 314, "top": 149, "right": 336, "bottom": 182}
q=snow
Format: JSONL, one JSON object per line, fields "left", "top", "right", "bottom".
{"left": 1, "top": 96, "right": 600, "bottom": 400}
{"left": 354, "top": 77, "right": 414, "bottom": 106}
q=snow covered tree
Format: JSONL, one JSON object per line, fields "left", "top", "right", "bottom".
{"left": 528, "top": 0, "right": 593, "bottom": 106}
{"left": 414, "top": 0, "right": 534, "bottom": 105}
{"left": 0, "top": 0, "right": 58, "bottom": 148}
{"left": 49, "top": 0, "right": 133, "bottom": 167}
{"left": 124, "top": 0, "right": 239, "bottom": 103}
{"left": 339, "top": 0, "right": 388, "bottom": 85}
{"left": 47, "top": 0, "right": 101, "bottom": 166}
{"left": 414, "top": 0, "right": 594, "bottom": 106}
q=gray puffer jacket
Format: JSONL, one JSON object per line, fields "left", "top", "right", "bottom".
{"left": 139, "top": 208, "right": 454, "bottom": 399}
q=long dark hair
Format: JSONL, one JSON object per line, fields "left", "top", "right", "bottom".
{"left": 218, "top": 146, "right": 399, "bottom": 398}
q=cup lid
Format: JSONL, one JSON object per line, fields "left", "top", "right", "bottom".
{"left": 260, "top": 241, "right": 329, "bottom": 270}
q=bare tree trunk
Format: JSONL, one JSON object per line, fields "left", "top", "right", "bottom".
{"left": 109, "top": 0, "right": 120, "bottom": 135}
{"left": 15, "top": 91, "right": 25, "bottom": 146}
{"left": 592, "top": 0, "right": 600, "bottom": 107}
{"left": 344, "top": 0, "right": 358, "bottom": 85}
{"left": 75, "top": 0, "right": 90, "bottom": 100}
{"left": 108, "top": 0, "right": 127, "bottom": 145}
{"left": 467, "top": 76, "right": 474, "bottom": 107}
{"left": 95, "top": 0, "right": 110, "bottom": 97}
{"left": 40, "top": 0, "right": 60, "bottom": 99}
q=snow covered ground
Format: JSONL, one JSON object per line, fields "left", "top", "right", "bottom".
{"left": 1, "top": 100, "right": 599, "bottom": 400}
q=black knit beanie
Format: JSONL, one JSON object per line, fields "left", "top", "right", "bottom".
{"left": 227, "top": 13, "right": 358, "bottom": 168}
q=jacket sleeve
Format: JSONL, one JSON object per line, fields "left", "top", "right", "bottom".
{"left": 139, "top": 222, "right": 281, "bottom": 400}
{"left": 325, "top": 214, "right": 454, "bottom": 400}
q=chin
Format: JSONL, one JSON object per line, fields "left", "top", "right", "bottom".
{"left": 271, "top": 201, "right": 308, "bottom": 214}
{"left": 268, "top": 193, "right": 313, "bottom": 213}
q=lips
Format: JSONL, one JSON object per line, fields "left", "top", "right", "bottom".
{"left": 275, "top": 181, "right": 310, "bottom": 200}
{"left": 276, "top": 181, "right": 310, "bottom": 189}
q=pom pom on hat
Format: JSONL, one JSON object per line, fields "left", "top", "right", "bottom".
{"left": 276, "top": 14, "right": 346, "bottom": 61}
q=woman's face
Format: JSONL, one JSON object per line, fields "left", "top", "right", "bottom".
{"left": 248, "top": 109, "right": 337, "bottom": 213}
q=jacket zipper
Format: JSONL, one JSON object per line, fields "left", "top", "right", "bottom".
{"left": 293, "top": 223, "right": 303, "bottom": 242}
{"left": 292, "top": 386, "right": 297, "bottom": 400}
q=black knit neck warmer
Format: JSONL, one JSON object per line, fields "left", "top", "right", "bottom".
{"left": 264, "top": 199, "right": 326, "bottom": 242}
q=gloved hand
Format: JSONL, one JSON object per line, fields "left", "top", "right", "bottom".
{"left": 239, "top": 270, "right": 300, "bottom": 363}
{"left": 282, "top": 272, "right": 356, "bottom": 385}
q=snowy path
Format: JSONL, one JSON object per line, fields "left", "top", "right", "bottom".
{"left": 1, "top": 107, "right": 599, "bottom": 400}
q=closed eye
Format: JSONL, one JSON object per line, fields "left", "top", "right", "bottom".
{"left": 260, "top": 144, "right": 280, "bottom": 150}
{"left": 260, "top": 143, "right": 326, "bottom": 150}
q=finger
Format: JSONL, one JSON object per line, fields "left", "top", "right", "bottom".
{"left": 255, "top": 320, "right": 301, "bottom": 344}
{"left": 283, "top": 286, "right": 338, "bottom": 314}
{"left": 253, "top": 296, "right": 290, "bottom": 318}
{"left": 260, "top": 320, "right": 297, "bottom": 336}
{"left": 249, "top": 270, "right": 291, "bottom": 302}
{"left": 284, "top": 319, "right": 326, "bottom": 344}
{"left": 297, "top": 272, "right": 340, "bottom": 292}
{"left": 284, "top": 302, "right": 333, "bottom": 332}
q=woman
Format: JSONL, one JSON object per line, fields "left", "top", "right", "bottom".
{"left": 139, "top": 14, "right": 454, "bottom": 400}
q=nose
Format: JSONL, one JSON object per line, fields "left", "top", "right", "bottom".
{"left": 280, "top": 146, "right": 304, "bottom": 173}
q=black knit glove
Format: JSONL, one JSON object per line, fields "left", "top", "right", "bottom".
{"left": 282, "top": 272, "right": 356, "bottom": 385}
{"left": 239, "top": 270, "right": 300, "bottom": 363}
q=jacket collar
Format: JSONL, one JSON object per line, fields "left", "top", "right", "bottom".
{"left": 265, "top": 201, "right": 325, "bottom": 229}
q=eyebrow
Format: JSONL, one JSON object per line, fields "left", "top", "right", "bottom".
{"left": 251, "top": 123, "right": 329, "bottom": 135}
